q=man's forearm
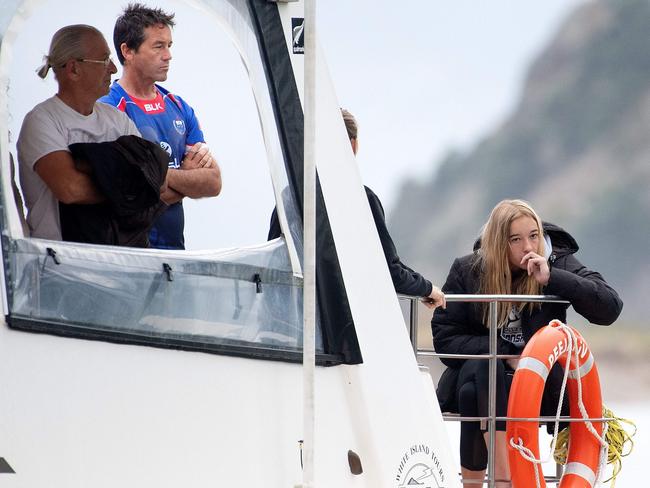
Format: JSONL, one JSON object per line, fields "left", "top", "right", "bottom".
{"left": 35, "top": 151, "right": 105, "bottom": 205}
{"left": 167, "top": 167, "right": 222, "bottom": 198}
{"left": 64, "top": 173, "right": 106, "bottom": 204}
{"left": 72, "top": 178, "right": 105, "bottom": 204}
{"left": 161, "top": 186, "right": 184, "bottom": 204}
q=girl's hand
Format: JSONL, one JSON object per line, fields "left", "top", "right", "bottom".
{"left": 521, "top": 252, "right": 550, "bottom": 285}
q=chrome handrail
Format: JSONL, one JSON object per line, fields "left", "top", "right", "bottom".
{"left": 419, "top": 352, "right": 521, "bottom": 359}
{"left": 399, "top": 294, "right": 572, "bottom": 488}
{"left": 443, "top": 415, "right": 612, "bottom": 423}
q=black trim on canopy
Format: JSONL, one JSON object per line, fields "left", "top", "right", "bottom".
{"left": 248, "top": 0, "right": 361, "bottom": 364}
{"left": 7, "top": 316, "right": 344, "bottom": 366}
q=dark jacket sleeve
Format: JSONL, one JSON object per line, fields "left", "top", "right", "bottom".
{"left": 431, "top": 256, "right": 518, "bottom": 368}
{"left": 545, "top": 254, "right": 623, "bottom": 325}
{"left": 364, "top": 187, "right": 432, "bottom": 297}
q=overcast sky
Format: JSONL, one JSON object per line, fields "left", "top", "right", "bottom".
{"left": 318, "top": 1, "right": 587, "bottom": 204}
{"left": 7, "top": 0, "right": 584, "bottom": 250}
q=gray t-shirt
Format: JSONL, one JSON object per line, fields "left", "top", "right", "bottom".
{"left": 17, "top": 95, "right": 140, "bottom": 240}
{"left": 500, "top": 307, "right": 524, "bottom": 348}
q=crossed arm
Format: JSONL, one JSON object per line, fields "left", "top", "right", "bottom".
{"left": 161, "top": 142, "right": 222, "bottom": 204}
{"left": 35, "top": 144, "right": 220, "bottom": 207}
{"left": 34, "top": 150, "right": 104, "bottom": 204}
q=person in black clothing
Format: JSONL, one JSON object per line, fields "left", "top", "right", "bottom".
{"left": 342, "top": 109, "right": 444, "bottom": 307}
{"left": 431, "top": 199, "right": 622, "bottom": 487}
{"left": 268, "top": 109, "right": 445, "bottom": 309}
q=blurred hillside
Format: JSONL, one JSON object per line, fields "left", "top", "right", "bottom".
{"left": 390, "top": 0, "right": 650, "bottom": 325}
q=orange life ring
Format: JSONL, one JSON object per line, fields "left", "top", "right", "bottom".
{"left": 506, "top": 320, "right": 603, "bottom": 488}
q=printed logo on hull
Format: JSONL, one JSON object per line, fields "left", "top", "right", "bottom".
{"left": 292, "top": 18, "right": 304, "bottom": 54}
{"left": 395, "top": 444, "right": 445, "bottom": 488}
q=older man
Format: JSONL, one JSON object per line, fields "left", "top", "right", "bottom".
{"left": 17, "top": 24, "right": 140, "bottom": 240}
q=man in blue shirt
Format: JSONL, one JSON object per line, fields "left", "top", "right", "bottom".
{"left": 100, "top": 3, "right": 221, "bottom": 249}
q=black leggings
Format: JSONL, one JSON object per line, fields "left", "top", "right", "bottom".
{"left": 456, "top": 359, "right": 569, "bottom": 471}
{"left": 457, "top": 359, "right": 512, "bottom": 471}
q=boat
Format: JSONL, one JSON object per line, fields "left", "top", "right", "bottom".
{"left": 0, "top": 1, "right": 461, "bottom": 486}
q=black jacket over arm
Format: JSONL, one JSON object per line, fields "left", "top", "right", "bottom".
{"left": 61, "top": 135, "right": 169, "bottom": 247}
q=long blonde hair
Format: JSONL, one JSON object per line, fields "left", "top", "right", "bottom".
{"left": 477, "top": 199, "right": 545, "bottom": 326}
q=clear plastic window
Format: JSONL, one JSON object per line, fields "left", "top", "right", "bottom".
{"left": 9, "top": 237, "right": 322, "bottom": 352}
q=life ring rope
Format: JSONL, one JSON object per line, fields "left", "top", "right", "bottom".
{"left": 508, "top": 320, "right": 608, "bottom": 488}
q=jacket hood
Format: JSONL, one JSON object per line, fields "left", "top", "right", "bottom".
{"left": 543, "top": 222, "right": 579, "bottom": 255}
{"left": 472, "top": 221, "right": 579, "bottom": 256}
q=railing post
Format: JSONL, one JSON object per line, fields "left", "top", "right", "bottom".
{"left": 409, "top": 297, "right": 419, "bottom": 355}
{"left": 487, "top": 300, "right": 498, "bottom": 488}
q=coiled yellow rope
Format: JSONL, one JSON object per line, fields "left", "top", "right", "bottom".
{"left": 552, "top": 405, "right": 636, "bottom": 486}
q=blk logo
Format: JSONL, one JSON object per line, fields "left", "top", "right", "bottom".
{"left": 143, "top": 102, "right": 163, "bottom": 112}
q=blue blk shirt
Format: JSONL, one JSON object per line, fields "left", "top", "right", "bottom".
{"left": 100, "top": 82, "right": 205, "bottom": 249}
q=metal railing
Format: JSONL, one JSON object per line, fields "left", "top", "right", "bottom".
{"left": 398, "top": 293, "right": 602, "bottom": 488}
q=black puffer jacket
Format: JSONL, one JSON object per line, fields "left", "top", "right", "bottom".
{"left": 431, "top": 222, "right": 623, "bottom": 410}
